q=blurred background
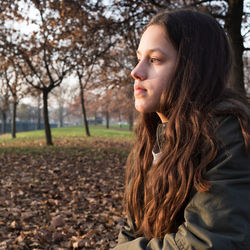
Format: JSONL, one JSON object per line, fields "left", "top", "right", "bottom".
{"left": 0, "top": 1, "right": 250, "bottom": 248}
{"left": 0, "top": 0, "right": 249, "bottom": 145}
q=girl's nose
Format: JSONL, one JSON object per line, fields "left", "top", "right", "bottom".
{"left": 131, "top": 62, "right": 146, "bottom": 81}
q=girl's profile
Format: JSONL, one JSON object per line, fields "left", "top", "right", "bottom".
{"left": 113, "top": 9, "right": 250, "bottom": 250}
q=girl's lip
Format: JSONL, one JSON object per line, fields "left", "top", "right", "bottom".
{"left": 134, "top": 85, "right": 147, "bottom": 96}
{"left": 135, "top": 86, "right": 146, "bottom": 91}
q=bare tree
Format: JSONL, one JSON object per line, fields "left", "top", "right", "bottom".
{"left": 68, "top": 1, "right": 115, "bottom": 136}
{"left": 0, "top": 80, "right": 9, "bottom": 134}
{"left": 2, "top": 1, "right": 76, "bottom": 145}
{"left": 2, "top": 65, "right": 23, "bottom": 138}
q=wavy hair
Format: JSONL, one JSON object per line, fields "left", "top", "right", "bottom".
{"left": 125, "top": 9, "right": 250, "bottom": 239}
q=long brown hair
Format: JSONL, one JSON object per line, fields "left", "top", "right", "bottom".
{"left": 125, "top": 9, "right": 250, "bottom": 239}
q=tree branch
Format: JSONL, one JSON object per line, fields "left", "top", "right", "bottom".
{"left": 43, "top": 43, "right": 55, "bottom": 87}
{"left": 16, "top": 62, "right": 42, "bottom": 91}
{"left": 17, "top": 47, "right": 44, "bottom": 86}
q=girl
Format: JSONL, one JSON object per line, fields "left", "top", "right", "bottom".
{"left": 113, "top": 9, "right": 250, "bottom": 250}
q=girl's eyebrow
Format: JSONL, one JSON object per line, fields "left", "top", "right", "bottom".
{"left": 136, "top": 48, "right": 167, "bottom": 56}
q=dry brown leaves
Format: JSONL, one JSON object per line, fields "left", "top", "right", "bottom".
{"left": 0, "top": 140, "right": 131, "bottom": 249}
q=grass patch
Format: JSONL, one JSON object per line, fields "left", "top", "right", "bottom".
{"left": 0, "top": 125, "right": 135, "bottom": 154}
{"left": 52, "top": 125, "right": 133, "bottom": 138}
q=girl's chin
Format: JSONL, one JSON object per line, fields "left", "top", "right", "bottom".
{"left": 135, "top": 103, "right": 155, "bottom": 113}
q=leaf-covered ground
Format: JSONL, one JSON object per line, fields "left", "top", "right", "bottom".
{"left": 0, "top": 139, "right": 132, "bottom": 249}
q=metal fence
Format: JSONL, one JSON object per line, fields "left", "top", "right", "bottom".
{"left": 0, "top": 121, "right": 57, "bottom": 134}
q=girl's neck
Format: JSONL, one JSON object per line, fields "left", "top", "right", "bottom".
{"left": 156, "top": 112, "right": 168, "bottom": 123}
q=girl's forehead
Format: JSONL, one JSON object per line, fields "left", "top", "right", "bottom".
{"left": 138, "top": 25, "right": 175, "bottom": 55}
{"left": 141, "top": 25, "right": 167, "bottom": 42}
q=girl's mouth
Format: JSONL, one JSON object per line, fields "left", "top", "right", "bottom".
{"left": 134, "top": 85, "right": 147, "bottom": 97}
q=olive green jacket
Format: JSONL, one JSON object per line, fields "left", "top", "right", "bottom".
{"left": 112, "top": 112, "right": 250, "bottom": 250}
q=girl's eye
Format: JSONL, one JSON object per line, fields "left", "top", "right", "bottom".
{"left": 150, "top": 58, "right": 160, "bottom": 63}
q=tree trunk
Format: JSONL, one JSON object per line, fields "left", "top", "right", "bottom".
{"left": 59, "top": 106, "right": 64, "bottom": 127}
{"left": 37, "top": 94, "right": 41, "bottom": 130}
{"left": 106, "top": 111, "right": 109, "bottom": 129}
{"left": 79, "top": 82, "right": 90, "bottom": 136}
{"left": 127, "top": 81, "right": 134, "bottom": 131}
{"left": 1, "top": 111, "right": 7, "bottom": 134}
{"left": 43, "top": 90, "right": 53, "bottom": 145}
{"left": 225, "top": 0, "right": 245, "bottom": 94}
{"left": 11, "top": 102, "right": 17, "bottom": 139}
{"left": 94, "top": 111, "right": 97, "bottom": 126}
{"left": 119, "top": 112, "right": 122, "bottom": 128}
{"left": 128, "top": 110, "right": 133, "bottom": 131}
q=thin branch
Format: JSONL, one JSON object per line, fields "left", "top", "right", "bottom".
{"left": 43, "top": 44, "right": 54, "bottom": 87}
{"left": 191, "top": 0, "right": 215, "bottom": 5}
{"left": 243, "top": 29, "right": 250, "bottom": 38}
{"left": 146, "top": 0, "right": 168, "bottom": 8}
{"left": 16, "top": 63, "right": 42, "bottom": 91}
{"left": 4, "top": 68, "right": 14, "bottom": 96}
{"left": 17, "top": 47, "right": 44, "bottom": 86}
{"left": 83, "top": 63, "right": 95, "bottom": 89}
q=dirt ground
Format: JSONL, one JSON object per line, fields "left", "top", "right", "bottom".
{"left": 0, "top": 142, "right": 130, "bottom": 249}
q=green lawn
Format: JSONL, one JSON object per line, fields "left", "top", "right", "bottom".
{"left": 0, "top": 125, "right": 135, "bottom": 151}
{"left": 52, "top": 124, "right": 132, "bottom": 138}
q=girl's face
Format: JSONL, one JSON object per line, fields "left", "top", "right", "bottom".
{"left": 131, "top": 25, "right": 177, "bottom": 122}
